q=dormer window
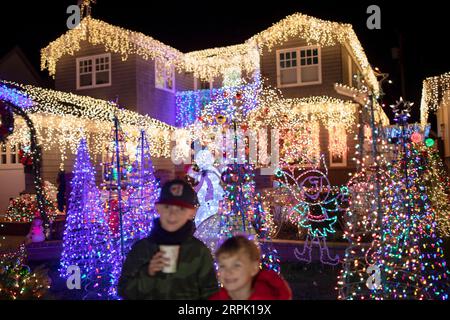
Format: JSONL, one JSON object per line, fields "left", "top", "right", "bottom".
{"left": 76, "top": 53, "right": 111, "bottom": 90}
{"left": 276, "top": 46, "right": 322, "bottom": 87}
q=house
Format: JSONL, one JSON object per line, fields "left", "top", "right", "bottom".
{"left": 421, "top": 72, "right": 450, "bottom": 168}
{"left": 1, "top": 12, "right": 389, "bottom": 215}
{"left": 0, "top": 46, "right": 45, "bottom": 87}
{"left": 0, "top": 47, "right": 47, "bottom": 214}
{"left": 0, "top": 79, "right": 175, "bottom": 216}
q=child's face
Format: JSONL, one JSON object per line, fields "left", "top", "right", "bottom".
{"left": 217, "top": 250, "right": 259, "bottom": 298}
{"left": 156, "top": 204, "right": 196, "bottom": 232}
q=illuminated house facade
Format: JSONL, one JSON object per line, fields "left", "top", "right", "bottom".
{"left": 0, "top": 13, "right": 389, "bottom": 212}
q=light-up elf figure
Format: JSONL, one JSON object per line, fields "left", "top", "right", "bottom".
{"left": 277, "top": 162, "right": 345, "bottom": 265}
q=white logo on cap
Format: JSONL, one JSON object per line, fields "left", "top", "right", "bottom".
{"left": 170, "top": 184, "right": 184, "bottom": 196}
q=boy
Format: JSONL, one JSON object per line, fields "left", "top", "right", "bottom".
{"left": 210, "top": 236, "right": 292, "bottom": 300}
{"left": 118, "top": 179, "right": 219, "bottom": 299}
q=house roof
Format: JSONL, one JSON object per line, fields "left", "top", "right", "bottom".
{"left": 41, "top": 13, "right": 379, "bottom": 94}
{"left": 0, "top": 79, "right": 174, "bottom": 158}
{"left": 0, "top": 79, "right": 173, "bottom": 132}
{"left": 0, "top": 46, "right": 44, "bottom": 86}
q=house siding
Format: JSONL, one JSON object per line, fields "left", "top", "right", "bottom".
{"left": 55, "top": 41, "right": 138, "bottom": 112}
{"left": 260, "top": 39, "right": 343, "bottom": 99}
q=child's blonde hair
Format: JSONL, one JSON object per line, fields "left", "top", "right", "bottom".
{"left": 216, "top": 235, "right": 260, "bottom": 262}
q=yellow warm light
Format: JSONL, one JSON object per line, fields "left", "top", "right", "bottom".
{"left": 249, "top": 96, "right": 357, "bottom": 131}
{"left": 420, "top": 72, "right": 450, "bottom": 125}
{"left": 2, "top": 80, "right": 173, "bottom": 165}
{"left": 41, "top": 13, "right": 379, "bottom": 94}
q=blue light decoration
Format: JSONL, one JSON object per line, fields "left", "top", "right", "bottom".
{"left": 175, "top": 81, "right": 261, "bottom": 127}
{"left": 0, "top": 84, "right": 34, "bottom": 109}
{"left": 59, "top": 139, "right": 114, "bottom": 299}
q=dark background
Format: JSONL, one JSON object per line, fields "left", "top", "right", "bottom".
{"left": 1, "top": 0, "right": 449, "bottom": 124}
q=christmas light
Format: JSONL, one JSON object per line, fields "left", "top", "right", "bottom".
{"left": 41, "top": 13, "right": 378, "bottom": 92}
{"left": 0, "top": 80, "right": 173, "bottom": 168}
{"left": 420, "top": 72, "right": 450, "bottom": 125}
{"left": 59, "top": 139, "right": 114, "bottom": 299}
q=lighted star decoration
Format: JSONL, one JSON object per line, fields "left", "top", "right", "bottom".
{"left": 390, "top": 97, "right": 413, "bottom": 124}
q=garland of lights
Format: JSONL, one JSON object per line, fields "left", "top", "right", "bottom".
{"left": 338, "top": 99, "right": 450, "bottom": 300}
{"left": 337, "top": 100, "right": 392, "bottom": 299}
{"left": 372, "top": 143, "right": 450, "bottom": 300}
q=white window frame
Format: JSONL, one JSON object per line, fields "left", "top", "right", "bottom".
{"left": 276, "top": 46, "right": 322, "bottom": 88}
{"left": 76, "top": 53, "right": 112, "bottom": 90}
{"left": 155, "top": 60, "right": 176, "bottom": 93}
{"left": 0, "top": 143, "right": 22, "bottom": 169}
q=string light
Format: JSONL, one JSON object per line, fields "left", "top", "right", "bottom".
{"left": 41, "top": 13, "right": 378, "bottom": 92}
{"left": 0, "top": 80, "right": 173, "bottom": 168}
{"left": 420, "top": 72, "right": 450, "bottom": 126}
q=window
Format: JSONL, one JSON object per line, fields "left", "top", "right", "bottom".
{"left": 76, "top": 53, "right": 111, "bottom": 90}
{"left": 276, "top": 46, "right": 321, "bottom": 87}
{"left": 329, "top": 125, "right": 347, "bottom": 167}
{"left": 0, "top": 143, "right": 21, "bottom": 168}
{"left": 194, "top": 77, "right": 213, "bottom": 90}
{"left": 155, "top": 59, "right": 175, "bottom": 92}
{"left": 280, "top": 122, "right": 320, "bottom": 167}
{"left": 222, "top": 66, "right": 242, "bottom": 87}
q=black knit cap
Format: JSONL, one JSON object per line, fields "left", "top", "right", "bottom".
{"left": 156, "top": 179, "right": 199, "bottom": 209}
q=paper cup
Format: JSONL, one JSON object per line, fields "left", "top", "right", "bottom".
{"left": 159, "top": 245, "right": 180, "bottom": 273}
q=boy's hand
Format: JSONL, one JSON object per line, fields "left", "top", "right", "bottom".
{"left": 148, "top": 251, "right": 170, "bottom": 276}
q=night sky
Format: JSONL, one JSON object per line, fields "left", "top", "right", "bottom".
{"left": 1, "top": 0, "right": 449, "bottom": 123}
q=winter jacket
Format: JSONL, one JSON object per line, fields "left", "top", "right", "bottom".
{"left": 209, "top": 269, "right": 292, "bottom": 300}
{"left": 118, "top": 220, "right": 219, "bottom": 300}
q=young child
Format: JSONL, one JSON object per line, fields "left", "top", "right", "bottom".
{"left": 118, "top": 179, "right": 219, "bottom": 299}
{"left": 210, "top": 235, "right": 292, "bottom": 300}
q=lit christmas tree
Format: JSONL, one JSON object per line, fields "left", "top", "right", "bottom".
{"left": 219, "top": 162, "right": 258, "bottom": 239}
{"left": 124, "top": 130, "right": 159, "bottom": 250}
{"left": 219, "top": 137, "right": 280, "bottom": 272}
{"left": 417, "top": 138, "right": 450, "bottom": 237}
{"left": 59, "top": 139, "right": 113, "bottom": 298}
{"left": 109, "top": 131, "right": 160, "bottom": 298}
{"left": 372, "top": 99, "right": 450, "bottom": 300}
{"left": 374, "top": 141, "right": 450, "bottom": 299}
{"left": 102, "top": 122, "right": 132, "bottom": 237}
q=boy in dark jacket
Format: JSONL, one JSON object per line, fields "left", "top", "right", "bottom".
{"left": 210, "top": 235, "right": 292, "bottom": 300}
{"left": 118, "top": 179, "right": 219, "bottom": 299}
